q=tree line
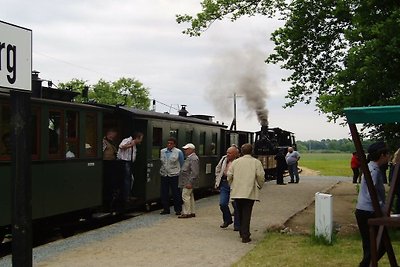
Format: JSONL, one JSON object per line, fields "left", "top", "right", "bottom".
{"left": 296, "top": 139, "right": 374, "bottom": 153}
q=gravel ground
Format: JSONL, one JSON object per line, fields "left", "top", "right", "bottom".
{"left": 0, "top": 175, "right": 350, "bottom": 267}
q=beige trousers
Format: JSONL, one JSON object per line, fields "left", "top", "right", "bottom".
{"left": 182, "top": 188, "right": 195, "bottom": 215}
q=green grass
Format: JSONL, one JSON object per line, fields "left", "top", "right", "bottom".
{"left": 233, "top": 232, "right": 400, "bottom": 267}
{"left": 299, "top": 153, "right": 352, "bottom": 177}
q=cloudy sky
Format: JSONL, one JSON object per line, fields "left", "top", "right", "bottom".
{"left": 1, "top": 0, "right": 351, "bottom": 141}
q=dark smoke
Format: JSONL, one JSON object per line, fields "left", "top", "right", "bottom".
{"left": 207, "top": 46, "right": 269, "bottom": 126}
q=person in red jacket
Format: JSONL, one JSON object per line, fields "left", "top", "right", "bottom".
{"left": 351, "top": 152, "right": 361, "bottom": 183}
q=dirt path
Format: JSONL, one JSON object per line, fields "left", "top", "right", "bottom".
{"left": 286, "top": 181, "right": 359, "bottom": 236}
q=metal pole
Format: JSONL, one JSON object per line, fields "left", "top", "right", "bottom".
{"left": 233, "top": 93, "right": 237, "bottom": 131}
{"left": 11, "top": 90, "right": 32, "bottom": 267}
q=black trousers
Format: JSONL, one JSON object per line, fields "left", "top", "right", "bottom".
{"left": 355, "top": 209, "right": 386, "bottom": 267}
{"left": 352, "top": 168, "right": 360, "bottom": 183}
{"left": 235, "top": 199, "right": 255, "bottom": 240}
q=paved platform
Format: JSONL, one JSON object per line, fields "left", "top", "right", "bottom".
{"left": 0, "top": 176, "right": 349, "bottom": 267}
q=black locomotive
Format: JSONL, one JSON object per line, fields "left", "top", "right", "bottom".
{"left": 254, "top": 125, "right": 296, "bottom": 179}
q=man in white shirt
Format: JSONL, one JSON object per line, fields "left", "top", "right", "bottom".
{"left": 117, "top": 132, "right": 144, "bottom": 203}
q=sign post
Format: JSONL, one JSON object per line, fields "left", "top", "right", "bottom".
{"left": 1, "top": 20, "right": 32, "bottom": 267}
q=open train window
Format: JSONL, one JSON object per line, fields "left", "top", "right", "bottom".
{"left": 48, "top": 110, "right": 64, "bottom": 158}
{"left": 199, "top": 132, "right": 206, "bottom": 156}
{"left": 0, "top": 104, "right": 11, "bottom": 160}
{"left": 31, "top": 108, "right": 40, "bottom": 160}
{"left": 185, "top": 130, "right": 193, "bottom": 144}
{"left": 152, "top": 127, "right": 162, "bottom": 159}
{"left": 211, "top": 132, "right": 218, "bottom": 155}
{"left": 66, "top": 111, "right": 79, "bottom": 159}
{"left": 85, "top": 113, "right": 97, "bottom": 157}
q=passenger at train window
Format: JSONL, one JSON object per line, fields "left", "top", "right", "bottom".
{"left": 117, "top": 132, "right": 144, "bottom": 204}
{"left": 65, "top": 143, "right": 76, "bottom": 159}
{"left": 102, "top": 128, "right": 119, "bottom": 212}
{"left": 103, "top": 129, "right": 118, "bottom": 160}
{"left": 178, "top": 143, "right": 199, "bottom": 218}
{"left": 1, "top": 132, "right": 11, "bottom": 155}
{"left": 159, "top": 137, "right": 184, "bottom": 215}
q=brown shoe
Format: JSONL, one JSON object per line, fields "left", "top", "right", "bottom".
{"left": 177, "top": 214, "right": 191, "bottom": 219}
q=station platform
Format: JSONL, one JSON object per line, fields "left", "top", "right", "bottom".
{"left": 0, "top": 175, "right": 349, "bottom": 267}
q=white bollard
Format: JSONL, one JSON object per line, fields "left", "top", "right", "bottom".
{"left": 315, "top": 192, "right": 333, "bottom": 243}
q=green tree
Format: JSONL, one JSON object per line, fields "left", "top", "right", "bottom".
{"left": 177, "top": 0, "right": 400, "bottom": 141}
{"left": 59, "top": 77, "right": 151, "bottom": 110}
{"left": 58, "top": 78, "right": 88, "bottom": 102}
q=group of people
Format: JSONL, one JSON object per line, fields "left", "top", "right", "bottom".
{"left": 102, "top": 129, "right": 144, "bottom": 210}
{"left": 159, "top": 138, "right": 199, "bottom": 218}
{"left": 102, "top": 129, "right": 200, "bottom": 218}
{"left": 102, "top": 129, "right": 307, "bottom": 243}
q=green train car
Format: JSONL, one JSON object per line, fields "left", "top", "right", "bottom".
{"left": 0, "top": 79, "right": 255, "bottom": 242}
{"left": 0, "top": 90, "right": 105, "bottom": 241}
{"left": 105, "top": 106, "right": 227, "bottom": 208}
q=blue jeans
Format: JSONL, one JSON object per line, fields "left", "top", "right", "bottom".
{"left": 219, "top": 180, "right": 240, "bottom": 229}
{"left": 161, "top": 175, "right": 182, "bottom": 213}
{"left": 288, "top": 163, "right": 299, "bottom": 183}
{"left": 121, "top": 161, "right": 133, "bottom": 201}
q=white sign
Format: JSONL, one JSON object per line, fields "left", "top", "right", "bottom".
{"left": 0, "top": 20, "right": 32, "bottom": 91}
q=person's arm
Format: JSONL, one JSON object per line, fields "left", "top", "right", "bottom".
{"left": 227, "top": 161, "right": 234, "bottom": 185}
{"left": 119, "top": 138, "right": 134, "bottom": 149}
{"left": 215, "top": 157, "right": 224, "bottom": 178}
{"left": 178, "top": 150, "right": 185, "bottom": 167}
{"left": 256, "top": 160, "right": 265, "bottom": 189}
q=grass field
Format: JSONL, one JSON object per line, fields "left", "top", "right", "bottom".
{"left": 299, "top": 153, "right": 352, "bottom": 177}
{"left": 234, "top": 232, "right": 400, "bottom": 267}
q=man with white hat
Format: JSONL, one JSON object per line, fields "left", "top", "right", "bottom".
{"left": 178, "top": 143, "right": 199, "bottom": 218}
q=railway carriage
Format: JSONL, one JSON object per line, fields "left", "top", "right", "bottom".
{"left": 0, "top": 79, "right": 244, "bottom": 240}
{"left": 0, "top": 89, "right": 106, "bottom": 241}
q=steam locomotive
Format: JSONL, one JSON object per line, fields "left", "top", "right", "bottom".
{"left": 254, "top": 125, "right": 296, "bottom": 179}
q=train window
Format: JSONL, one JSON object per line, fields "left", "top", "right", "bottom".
{"left": 85, "top": 113, "right": 97, "bottom": 157}
{"left": 66, "top": 111, "right": 79, "bottom": 159}
{"left": 185, "top": 130, "right": 193, "bottom": 144}
{"left": 152, "top": 127, "right": 162, "bottom": 159}
{"left": 31, "top": 108, "right": 40, "bottom": 159}
{"left": 0, "top": 104, "right": 11, "bottom": 160}
{"left": 48, "top": 110, "right": 63, "bottom": 158}
{"left": 211, "top": 132, "right": 218, "bottom": 155}
{"left": 199, "top": 132, "right": 206, "bottom": 156}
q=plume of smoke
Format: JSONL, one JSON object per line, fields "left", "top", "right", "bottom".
{"left": 206, "top": 45, "right": 269, "bottom": 126}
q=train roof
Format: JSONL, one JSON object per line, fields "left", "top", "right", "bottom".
{"left": 255, "top": 127, "right": 295, "bottom": 135}
{"left": 0, "top": 92, "right": 108, "bottom": 111}
{"left": 344, "top": 105, "right": 400, "bottom": 124}
{"left": 117, "top": 106, "right": 228, "bottom": 128}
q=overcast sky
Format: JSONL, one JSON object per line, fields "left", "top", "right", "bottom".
{"left": 1, "top": 0, "right": 351, "bottom": 141}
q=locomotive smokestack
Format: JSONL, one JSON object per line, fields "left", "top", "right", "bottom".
{"left": 178, "top": 105, "right": 188, "bottom": 117}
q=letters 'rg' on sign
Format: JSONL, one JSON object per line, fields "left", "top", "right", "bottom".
{"left": 0, "top": 20, "right": 32, "bottom": 91}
